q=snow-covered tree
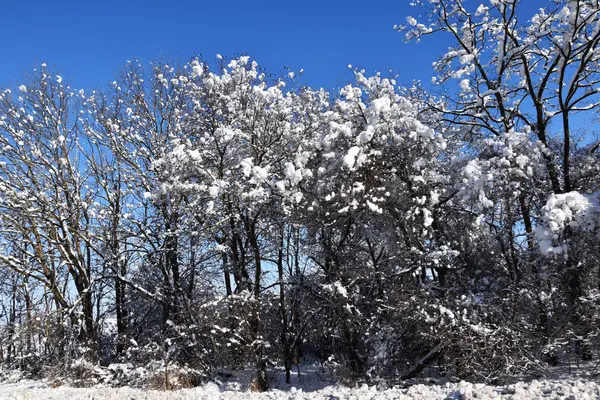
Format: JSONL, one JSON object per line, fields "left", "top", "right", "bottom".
{"left": 399, "top": 0, "right": 600, "bottom": 364}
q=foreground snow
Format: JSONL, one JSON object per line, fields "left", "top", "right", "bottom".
{"left": 1, "top": 379, "right": 599, "bottom": 399}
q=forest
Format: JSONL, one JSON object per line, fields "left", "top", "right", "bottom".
{"left": 0, "top": 0, "right": 599, "bottom": 392}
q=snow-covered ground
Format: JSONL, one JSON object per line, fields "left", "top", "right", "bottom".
{"left": 1, "top": 379, "right": 599, "bottom": 399}
{"left": 2, "top": 359, "right": 599, "bottom": 399}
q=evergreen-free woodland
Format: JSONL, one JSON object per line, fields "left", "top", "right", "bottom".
{"left": 0, "top": 0, "right": 599, "bottom": 390}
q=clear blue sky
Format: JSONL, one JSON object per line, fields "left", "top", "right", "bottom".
{"left": 1, "top": 0, "right": 553, "bottom": 93}
{"left": 0, "top": 0, "right": 453, "bottom": 91}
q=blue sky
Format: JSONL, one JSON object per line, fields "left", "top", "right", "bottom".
{"left": 0, "top": 0, "right": 452, "bottom": 91}
{"left": 1, "top": 0, "right": 555, "bottom": 92}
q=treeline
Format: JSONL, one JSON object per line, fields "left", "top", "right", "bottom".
{"left": 0, "top": 0, "right": 600, "bottom": 390}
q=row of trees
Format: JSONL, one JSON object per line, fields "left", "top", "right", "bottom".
{"left": 0, "top": 0, "right": 599, "bottom": 389}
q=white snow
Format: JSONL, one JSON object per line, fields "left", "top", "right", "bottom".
{"left": 536, "top": 191, "right": 600, "bottom": 254}
{"left": 460, "top": 79, "right": 470, "bottom": 92}
{"left": 343, "top": 146, "right": 361, "bottom": 169}
{"left": 406, "top": 16, "right": 418, "bottom": 26}
{"left": 1, "top": 379, "right": 599, "bottom": 399}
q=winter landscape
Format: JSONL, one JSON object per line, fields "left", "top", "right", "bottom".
{"left": 1, "top": 0, "right": 600, "bottom": 398}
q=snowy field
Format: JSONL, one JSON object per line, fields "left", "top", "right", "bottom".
{"left": 1, "top": 379, "right": 599, "bottom": 399}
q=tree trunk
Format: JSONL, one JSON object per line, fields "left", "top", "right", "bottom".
{"left": 244, "top": 216, "right": 268, "bottom": 391}
{"left": 277, "top": 230, "right": 292, "bottom": 383}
